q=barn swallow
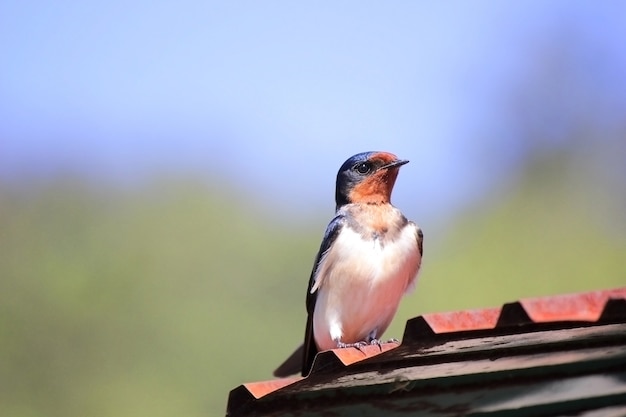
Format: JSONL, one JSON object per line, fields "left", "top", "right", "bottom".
{"left": 274, "top": 151, "right": 423, "bottom": 377}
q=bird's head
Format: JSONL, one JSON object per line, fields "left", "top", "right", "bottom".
{"left": 335, "top": 151, "right": 409, "bottom": 209}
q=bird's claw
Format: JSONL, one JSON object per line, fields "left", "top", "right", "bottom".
{"left": 337, "top": 341, "right": 367, "bottom": 350}
{"left": 336, "top": 337, "right": 400, "bottom": 352}
{"left": 368, "top": 338, "right": 383, "bottom": 351}
{"left": 370, "top": 337, "right": 401, "bottom": 351}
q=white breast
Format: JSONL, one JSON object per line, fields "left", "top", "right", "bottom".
{"left": 312, "top": 222, "right": 420, "bottom": 351}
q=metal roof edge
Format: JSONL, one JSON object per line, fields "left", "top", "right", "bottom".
{"left": 226, "top": 286, "right": 626, "bottom": 416}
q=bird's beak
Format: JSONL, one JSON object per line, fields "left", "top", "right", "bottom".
{"left": 380, "top": 159, "right": 409, "bottom": 170}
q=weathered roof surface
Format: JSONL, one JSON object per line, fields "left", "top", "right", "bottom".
{"left": 226, "top": 287, "right": 626, "bottom": 417}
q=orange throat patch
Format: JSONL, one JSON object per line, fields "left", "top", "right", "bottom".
{"left": 349, "top": 168, "right": 399, "bottom": 205}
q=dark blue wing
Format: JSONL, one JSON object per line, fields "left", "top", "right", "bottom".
{"left": 302, "top": 213, "right": 345, "bottom": 375}
{"left": 273, "top": 213, "right": 346, "bottom": 378}
{"left": 305, "top": 213, "right": 345, "bottom": 312}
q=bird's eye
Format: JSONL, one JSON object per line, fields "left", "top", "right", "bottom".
{"left": 354, "top": 162, "right": 372, "bottom": 174}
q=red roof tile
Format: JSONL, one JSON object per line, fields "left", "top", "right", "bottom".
{"left": 422, "top": 307, "right": 501, "bottom": 333}
{"left": 242, "top": 377, "right": 302, "bottom": 399}
{"left": 520, "top": 287, "right": 626, "bottom": 322}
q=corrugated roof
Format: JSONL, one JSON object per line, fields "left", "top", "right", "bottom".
{"left": 226, "top": 287, "right": 626, "bottom": 417}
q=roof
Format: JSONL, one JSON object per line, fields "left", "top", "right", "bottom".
{"left": 226, "top": 287, "right": 626, "bottom": 417}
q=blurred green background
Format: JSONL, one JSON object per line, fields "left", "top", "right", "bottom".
{"left": 2, "top": 142, "right": 625, "bottom": 416}
{"left": 2, "top": 3, "right": 626, "bottom": 417}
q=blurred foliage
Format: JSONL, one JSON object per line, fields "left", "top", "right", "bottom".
{"left": 0, "top": 178, "right": 314, "bottom": 417}
{"left": 1, "top": 144, "right": 625, "bottom": 417}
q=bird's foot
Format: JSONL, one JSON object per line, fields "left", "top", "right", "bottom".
{"left": 366, "top": 337, "right": 400, "bottom": 350}
{"left": 368, "top": 338, "right": 384, "bottom": 351}
{"left": 337, "top": 341, "right": 367, "bottom": 350}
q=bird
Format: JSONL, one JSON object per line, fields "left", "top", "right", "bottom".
{"left": 273, "top": 151, "right": 423, "bottom": 377}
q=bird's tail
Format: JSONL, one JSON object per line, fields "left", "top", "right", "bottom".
{"left": 273, "top": 344, "right": 304, "bottom": 377}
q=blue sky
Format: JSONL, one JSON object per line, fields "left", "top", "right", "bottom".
{"left": 1, "top": 1, "right": 625, "bottom": 222}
